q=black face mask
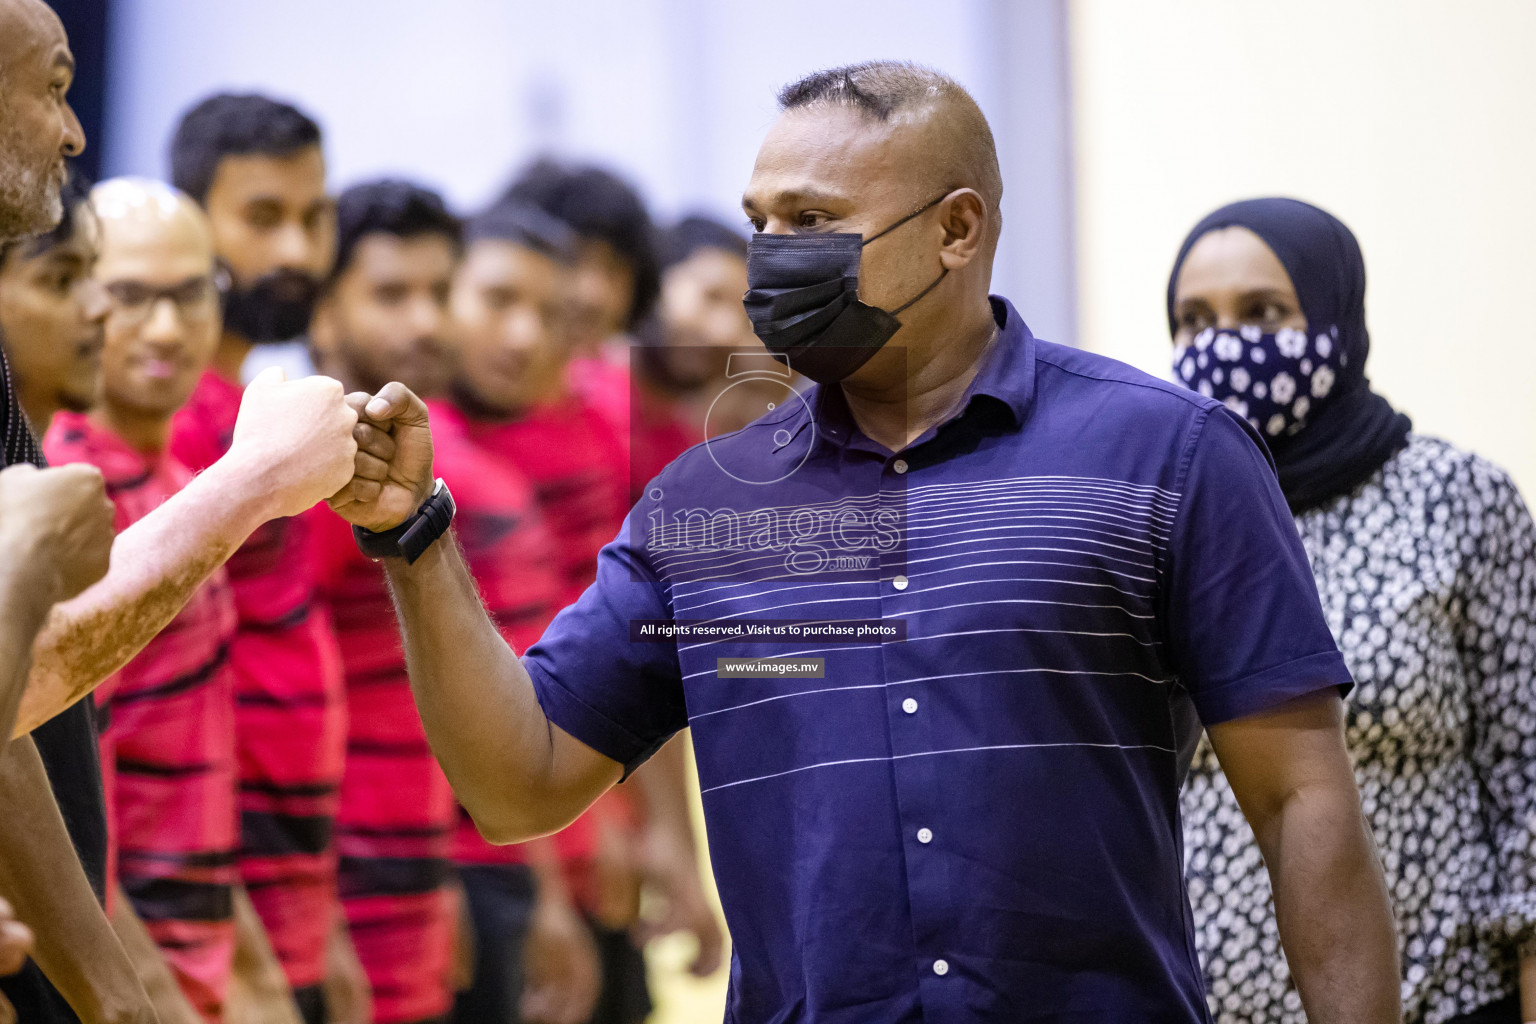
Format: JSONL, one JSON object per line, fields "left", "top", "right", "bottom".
{"left": 742, "top": 193, "right": 950, "bottom": 384}
{"left": 218, "top": 263, "right": 323, "bottom": 345}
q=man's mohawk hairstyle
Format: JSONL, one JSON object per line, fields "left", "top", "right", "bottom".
{"left": 777, "top": 60, "right": 953, "bottom": 121}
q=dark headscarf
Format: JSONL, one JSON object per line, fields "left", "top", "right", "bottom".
{"left": 1166, "top": 197, "right": 1411, "bottom": 514}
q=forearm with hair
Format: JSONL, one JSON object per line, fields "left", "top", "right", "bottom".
{"left": 0, "top": 737, "right": 149, "bottom": 1022}
{"left": 13, "top": 459, "right": 272, "bottom": 737}
{"left": 384, "top": 535, "right": 620, "bottom": 842}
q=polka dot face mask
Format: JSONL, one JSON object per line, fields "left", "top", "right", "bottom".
{"left": 1172, "top": 324, "right": 1346, "bottom": 438}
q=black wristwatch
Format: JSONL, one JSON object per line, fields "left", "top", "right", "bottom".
{"left": 352, "top": 478, "right": 456, "bottom": 564}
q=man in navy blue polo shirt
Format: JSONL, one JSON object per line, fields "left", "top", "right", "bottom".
{"left": 331, "top": 61, "right": 1401, "bottom": 1023}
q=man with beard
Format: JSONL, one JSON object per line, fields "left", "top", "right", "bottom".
{"left": 1, "top": 7, "right": 356, "bottom": 1024}
{"left": 0, "top": 170, "right": 361, "bottom": 1023}
{"left": 307, "top": 180, "right": 462, "bottom": 1024}
{"left": 167, "top": 94, "right": 368, "bottom": 1024}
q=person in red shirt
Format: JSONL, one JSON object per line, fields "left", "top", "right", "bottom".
{"left": 308, "top": 180, "right": 463, "bottom": 1024}
{"left": 165, "top": 94, "right": 363, "bottom": 1024}
{"left": 445, "top": 200, "right": 722, "bottom": 1024}
{"left": 500, "top": 160, "right": 660, "bottom": 445}
{"left": 42, "top": 177, "right": 246, "bottom": 1022}
{"left": 0, "top": 160, "right": 147, "bottom": 1024}
{"left": 440, "top": 201, "right": 603, "bottom": 1024}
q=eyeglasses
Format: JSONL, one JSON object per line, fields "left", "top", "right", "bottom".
{"left": 102, "top": 275, "right": 218, "bottom": 328}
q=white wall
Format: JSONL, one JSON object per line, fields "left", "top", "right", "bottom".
{"left": 1070, "top": 0, "right": 1536, "bottom": 493}
{"left": 103, "top": 0, "right": 1078, "bottom": 341}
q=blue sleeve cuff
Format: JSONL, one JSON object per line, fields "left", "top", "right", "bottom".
{"left": 524, "top": 657, "right": 671, "bottom": 780}
{"left": 1192, "top": 649, "right": 1355, "bottom": 726}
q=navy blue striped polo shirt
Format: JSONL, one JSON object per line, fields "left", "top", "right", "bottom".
{"left": 525, "top": 296, "right": 1352, "bottom": 1023}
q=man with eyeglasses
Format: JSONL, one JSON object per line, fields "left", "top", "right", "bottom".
{"left": 38, "top": 176, "right": 290, "bottom": 1022}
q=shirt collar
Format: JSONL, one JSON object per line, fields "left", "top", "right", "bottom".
{"left": 782, "top": 295, "right": 1038, "bottom": 457}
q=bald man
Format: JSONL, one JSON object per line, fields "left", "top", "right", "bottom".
{"left": 39, "top": 178, "right": 307, "bottom": 1023}
{"left": 329, "top": 62, "right": 1401, "bottom": 1023}
{"left": 0, "top": 0, "right": 84, "bottom": 241}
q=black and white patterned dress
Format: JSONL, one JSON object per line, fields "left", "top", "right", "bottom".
{"left": 1182, "top": 434, "right": 1536, "bottom": 1023}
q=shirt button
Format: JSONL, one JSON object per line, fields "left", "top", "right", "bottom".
{"left": 917, "top": 827, "right": 933, "bottom": 844}
{"left": 933, "top": 959, "right": 950, "bottom": 976}
{"left": 892, "top": 575, "right": 909, "bottom": 591}
{"left": 893, "top": 458, "right": 909, "bottom": 474}
{"left": 902, "top": 698, "right": 918, "bottom": 714}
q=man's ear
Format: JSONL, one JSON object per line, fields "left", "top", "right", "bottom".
{"left": 938, "top": 189, "right": 987, "bottom": 271}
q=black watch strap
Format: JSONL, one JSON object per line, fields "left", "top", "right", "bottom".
{"left": 353, "top": 478, "right": 455, "bottom": 564}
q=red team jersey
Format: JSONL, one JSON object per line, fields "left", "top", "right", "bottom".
{"left": 308, "top": 503, "right": 457, "bottom": 1024}
{"left": 565, "top": 352, "right": 629, "bottom": 441}
{"left": 46, "top": 413, "right": 240, "bottom": 1023}
{"left": 568, "top": 353, "right": 698, "bottom": 504}
{"left": 458, "top": 391, "right": 630, "bottom": 608}
{"left": 169, "top": 370, "right": 348, "bottom": 991}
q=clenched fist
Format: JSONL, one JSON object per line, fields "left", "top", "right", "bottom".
{"left": 328, "top": 382, "right": 436, "bottom": 533}
{"left": 227, "top": 367, "right": 359, "bottom": 520}
{"left": 0, "top": 462, "right": 115, "bottom": 602}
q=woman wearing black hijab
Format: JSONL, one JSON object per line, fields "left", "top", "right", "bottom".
{"left": 1168, "top": 198, "right": 1536, "bottom": 1024}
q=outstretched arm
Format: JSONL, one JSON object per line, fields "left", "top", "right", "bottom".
{"left": 15, "top": 456, "right": 273, "bottom": 735}
{"left": 0, "top": 561, "right": 58, "bottom": 743}
{"left": 1208, "top": 690, "right": 1400, "bottom": 1024}
{"left": 385, "top": 531, "right": 620, "bottom": 842}
{"left": 13, "top": 370, "right": 359, "bottom": 737}
{"left": 331, "top": 383, "right": 620, "bottom": 844}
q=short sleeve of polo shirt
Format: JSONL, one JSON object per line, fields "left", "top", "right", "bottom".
{"left": 1163, "top": 405, "right": 1353, "bottom": 725}
{"left": 522, "top": 511, "right": 687, "bottom": 776}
